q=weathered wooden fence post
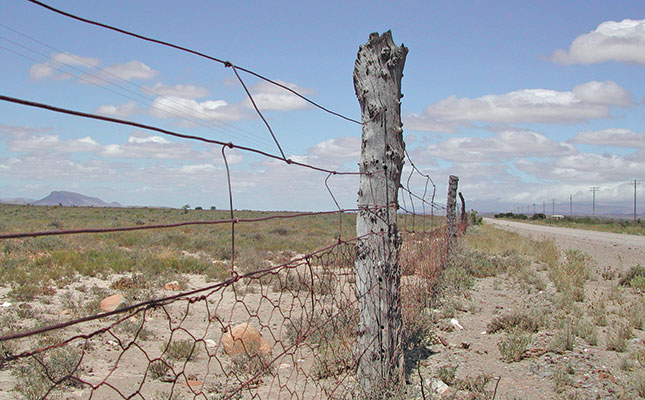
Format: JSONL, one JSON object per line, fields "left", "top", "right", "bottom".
{"left": 446, "top": 175, "right": 459, "bottom": 247}
{"left": 354, "top": 31, "right": 407, "bottom": 392}
{"left": 458, "top": 191, "right": 467, "bottom": 231}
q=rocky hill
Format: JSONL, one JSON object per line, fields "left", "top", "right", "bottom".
{"left": 31, "top": 191, "right": 123, "bottom": 207}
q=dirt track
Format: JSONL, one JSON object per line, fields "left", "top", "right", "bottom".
{"left": 484, "top": 218, "right": 645, "bottom": 272}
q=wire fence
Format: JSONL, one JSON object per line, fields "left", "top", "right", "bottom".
{"left": 0, "top": 2, "right": 468, "bottom": 399}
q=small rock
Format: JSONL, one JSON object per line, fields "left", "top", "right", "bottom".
{"left": 430, "top": 379, "right": 450, "bottom": 395}
{"left": 182, "top": 380, "right": 202, "bottom": 389}
{"left": 1, "top": 302, "right": 11, "bottom": 308}
{"left": 99, "top": 294, "right": 127, "bottom": 312}
{"left": 450, "top": 318, "right": 464, "bottom": 330}
{"left": 205, "top": 339, "right": 217, "bottom": 348}
{"left": 164, "top": 281, "right": 181, "bottom": 291}
{"left": 221, "top": 323, "right": 272, "bottom": 359}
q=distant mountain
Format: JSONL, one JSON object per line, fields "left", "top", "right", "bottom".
{"left": 0, "top": 197, "right": 36, "bottom": 205}
{"left": 32, "top": 191, "right": 123, "bottom": 207}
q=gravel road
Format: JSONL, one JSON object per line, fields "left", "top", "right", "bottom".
{"left": 484, "top": 218, "right": 645, "bottom": 272}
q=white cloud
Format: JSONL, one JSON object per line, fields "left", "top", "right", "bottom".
{"left": 96, "top": 101, "right": 137, "bottom": 118}
{"left": 81, "top": 61, "right": 158, "bottom": 85}
{"left": 570, "top": 128, "right": 645, "bottom": 148}
{"left": 50, "top": 52, "right": 100, "bottom": 68}
{"left": 150, "top": 96, "right": 246, "bottom": 121}
{"left": 98, "top": 132, "right": 195, "bottom": 159}
{"left": 515, "top": 153, "right": 645, "bottom": 184}
{"left": 551, "top": 19, "right": 645, "bottom": 64}
{"left": 406, "top": 81, "right": 633, "bottom": 131}
{"left": 179, "top": 164, "right": 217, "bottom": 173}
{"left": 244, "top": 81, "right": 313, "bottom": 111}
{"left": 309, "top": 137, "right": 360, "bottom": 161}
{"left": 424, "top": 130, "right": 576, "bottom": 162}
{"left": 142, "top": 83, "right": 209, "bottom": 99}
{"left": 102, "top": 61, "right": 158, "bottom": 80}
{"left": 7, "top": 134, "right": 100, "bottom": 153}
{"left": 28, "top": 52, "right": 100, "bottom": 81}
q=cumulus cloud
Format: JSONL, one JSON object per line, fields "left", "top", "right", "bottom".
{"left": 95, "top": 101, "right": 137, "bottom": 118}
{"left": 515, "top": 153, "right": 645, "bottom": 184}
{"left": 244, "top": 81, "right": 313, "bottom": 111}
{"left": 551, "top": 19, "right": 645, "bottom": 64}
{"left": 570, "top": 128, "right": 645, "bottom": 148}
{"left": 80, "top": 61, "right": 158, "bottom": 85}
{"left": 142, "top": 83, "right": 209, "bottom": 99}
{"left": 406, "top": 81, "right": 633, "bottom": 132}
{"left": 102, "top": 60, "right": 157, "bottom": 80}
{"left": 29, "top": 52, "right": 100, "bottom": 81}
{"left": 99, "top": 132, "right": 197, "bottom": 159}
{"left": 309, "top": 137, "right": 360, "bottom": 161}
{"left": 424, "top": 130, "right": 576, "bottom": 162}
{"left": 7, "top": 133, "right": 100, "bottom": 153}
{"left": 149, "top": 96, "right": 246, "bottom": 121}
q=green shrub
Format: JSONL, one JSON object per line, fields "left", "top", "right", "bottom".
{"left": 498, "top": 331, "right": 532, "bottom": 362}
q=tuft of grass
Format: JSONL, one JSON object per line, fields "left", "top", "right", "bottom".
{"left": 621, "top": 301, "right": 645, "bottom": 330}
{"left": 552, "top": 363, "right": 575, "bottom": 394}
{"left": 497, "top": 330, "right": 532, "bottom": 362}
{"left": 13, "top": 346, "right": 83, "bottom": 400}
{"left": 164, "top": 339, "right": 199, "bottom": 362}
{"left": 487, "top": 312, "right": 539, "bottom": 334}
{"left": 453, "top": 374, "right": 492, "bottom": 395}
{"left": 549, "top": 325, "right": 576, "bottom": 354}
{"left": 311, "top": 336, "right": 354, "bottom": 379}
{"left": 437, "top": 365, "right": 457, "bottom": 385}
{"left": 115, "top": 318, "right": 153, "bottom": 341}
{"left": 148, "top": 359, "right": 172, "bottom": 380}
{"left": 619, "top": 265, "right": 645, "bottom": 290}
{"left": 548, "top": 250, "right": 591, "bottom": 302}
{"left": 632, "top": 373, "right": 645, "bottom": 398}
{"left": 606, "top": 323, "right": 633, "bottom": 352}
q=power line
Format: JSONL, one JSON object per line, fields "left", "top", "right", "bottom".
{"left": 0, "top": 94, "right": 363, "bottom": 176}
{"left": 0, "top": 26, "right": 304, "bottom": 156}
{"left": 24, "top": 0, "right": 362, "bottom": 125}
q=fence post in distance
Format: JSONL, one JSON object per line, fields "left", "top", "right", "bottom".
{"left": 446, "top": 175, "right": 459, "bottom": 248}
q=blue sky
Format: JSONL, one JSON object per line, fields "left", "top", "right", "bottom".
{"left": 1, "top": 0, "right": 644, "bottom": 214}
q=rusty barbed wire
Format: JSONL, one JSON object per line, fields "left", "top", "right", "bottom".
{"left": 0, "top": 9, "right": 459, "bottom": 398}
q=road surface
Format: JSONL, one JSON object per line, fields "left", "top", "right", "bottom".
{"left": 484, "top": 218, "right": 645, "bottom": 271}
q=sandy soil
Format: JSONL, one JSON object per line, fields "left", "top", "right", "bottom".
{"left": 484, "top": 218, "right": 645, "bottom": 271}
{"left": 1, "top": 221, "right": 643, "bottom": 399}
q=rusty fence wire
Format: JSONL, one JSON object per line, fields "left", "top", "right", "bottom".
{"left": 0, "top": 2, "right": 466, "bottom": 398}
{"left": 0, "top": 223, "right": 454, "bottom": 400}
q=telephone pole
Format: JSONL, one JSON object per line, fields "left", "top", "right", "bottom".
{"left": 533, "top": 203, "right": 536, "bottom": 214}
{"left": 633, "top": 180, "right": 641, "bottom": 222}
{"left": 552, "top": 198, "right": 556, "bottom": 216}
{"left": 542, "top": 200, "right": 545, "bottom": 214}
{"left": 569, "top": 194, "right": 573, "bottom": 216}
{"left": 589, "top": 187, "right": 599, "bottom": 217}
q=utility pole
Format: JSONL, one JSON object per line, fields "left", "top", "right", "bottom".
{"left": 542, "top": 200, "right": 545, "bottom": 214}
{"left": 533, "top": 203, "right": 536, "bottom": 214}
{"left": 552, "top": 198, "right": 555, "bottom": 216}
{"left": 633, "top": 180, "right": 641, "bottom": 222}
{"left": 589, "top": 187, "right": 599, "bottom": 217}
{"left": 569, "top": 194, "right": 573, "bottom": 216}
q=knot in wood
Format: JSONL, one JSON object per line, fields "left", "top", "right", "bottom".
{"left": 380, "top": 46, "right": 391, "bottom": 61}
